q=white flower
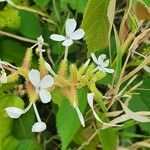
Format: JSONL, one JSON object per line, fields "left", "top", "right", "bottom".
{"left": 31, "top": 35, "right": 45, "bottom": 53}
{"left": 91, "top": 53, "right": 114, "bottom": 73}
{"left": 0, "top": 71, "right": 7, "bottom": 83}
{"left": 5, "top": 107, "right": 24, "bottom": 119}
{"left": 50, "top": 18, "right": 85, "bottom": 47}
{"left": 28, "top": 69, "right": 54, "bottom": 103}
{"left": 32, "top": 122, "right": 46, "bottom": 132}
{"left": 5, "top": 102, "right": 47, "bottom": 132}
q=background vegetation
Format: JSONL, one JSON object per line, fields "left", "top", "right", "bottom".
{"left": 0, "top": 0, "right": 150, "bottom": 150}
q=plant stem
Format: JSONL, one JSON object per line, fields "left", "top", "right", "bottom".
{"left": 8, "top": 0, "right": 48, "bottom": 17}
{"left": 24, "top": 102, "right": 33, "bottom": 113}
{"left": 33, "top": 103, "right": 42, "bottom": 122}
{"left": 0, "top": 30, "right": 48, "bottom": 46}
{"left": 77, "top": 127, "right": 101, "bottom": 150}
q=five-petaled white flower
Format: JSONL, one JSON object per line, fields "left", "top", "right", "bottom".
{"left": 28, "top": 69, "right": 54, "bottom": 103}
{"left": 91, "top": 53, "right": 114, "bottom": 73}
{"left": 50, "top": 18, "right": 85, "bottom": 47}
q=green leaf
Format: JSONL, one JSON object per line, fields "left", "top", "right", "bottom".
{"left": 0, "top": 95, "right": 24, "bottom": 150}
{"left": 113, "top": 26, "right": 122, "bottom": 83}
{"left": 82, "top": 0, "right": 116, "bottom": 54}
{"left": 0, "top": 39, "right": 26, "bottom": 65}
{"left": 67, "top": 0, "right": 88, "bottom": 13}
{"left": 56, "top": 87, "right": 88, "bottom": 150}
{"left": 0, "top": 6, "right": 20, "bottom": 29}
{"left": 13, "top": 107, "right": 35, "bottom": 139}
{"left": 16, "top": 139, "right": 41, "bottom": 150}
{"left": 143, "top": 0, "right": 150, "bottom": 6}
{"left": 99, "top": 127, "right": 117, "bottom": 150}
{"left": 129, "top": 77, "right": 150, "bottom": 133}
{"left": 34, "top": 0, "right": 50, "bottom": 8}
{"left": 19, "top": 10, "right": 42, "bottom": 39}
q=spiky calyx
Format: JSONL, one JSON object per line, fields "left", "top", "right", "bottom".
{"left": 39, "top": 57, "right": 48, "bottom": 78}
{"left": 7, "top": 72, "right": 19, "bottom": 82}
{"left": 22, "top": 48, "right": 32, "bottom": 69}
{"left": 25, "top": 80, "right": 38, "bottom": 102}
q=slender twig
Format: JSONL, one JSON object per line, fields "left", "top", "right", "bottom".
{"left": 77, "top": 127, "right": 101, "bottom": 150}
{"left": 121, "top": 55, "right": 150, "bottom": 83}
{"left": 0, "top": 30, "right": 48, "bottom": 46}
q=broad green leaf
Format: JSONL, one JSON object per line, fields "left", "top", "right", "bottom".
{"left": 19, "top": 10, "right": 42, "bottom": 39}
{"left": 34, "top": 0, "right": 50, "bottom": 8}
{"left": 0, "top": 6, "right": 20, "bottom": 29}
{"left": 82, "top": 0, "right": 116, "bottom": 54}
{"left": 16, "top": 139, "right": 41, "bottom": 150}
{"left": 56, "top": 87, "right": 88, "bottom": 150}
{"left": 68, "top": 0, "right": 88, "bottom": 13}
{"left": 99, "top": 127, "right": 117, "bottom": 150}
{"left": 13, "top": 107, "right": 35, "bottom": 139}
{"left": 60, "top": 0, "right": 68, "bottom": 11}
{"left": 0, "top": 95, "right": 24, "bottom": 150}
{"left": 0, "top": 39, "right": 26, "bottom": 65}
{"left": 129, "top": 77, "right": 150, "bottom": 133}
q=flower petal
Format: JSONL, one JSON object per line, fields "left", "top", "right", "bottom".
{"left": 28, "top": 69, "right": 40, "bottom": 87}
{"left": 40, "top": 75, "right": 54, "bottom": 89}
{"left": 87, "top": 93, "right": 94, "bottom": 108}
{"left": 69, "top": 29, "right": 85, "bottom": 40}
{"left": 75, "top": 106, "right": 85, "bottom": 127}
{"left": 62, "top": 39, "right": 73, "bottom": 47}
{"left": 103, "top": 67, "right": 114, "bottom": 74}
{"left": 65, "top": 18, "right": 77, "bottom": 35}
{"left": 0, "top": 72, "right": 7, "bottom": 83}
{"left": 98, "top": 54, "right": 107, "bottom": 63}
{"left": 32, "top": 122, "right": 46, "bottom": 132}
{"left": 91, "top": 53, "right": 99, "bottom": 64}
{"left": 93, "top": 66, "right": 105, "bottom": 72}
{"left": 50, "top": 34, "right": 66, "bottom": 41}
{"left": 101, "top": 59, "right": 109, "bottom": 67}
{"left": 5, "top": 107, "right": 24, "bottom": 119}
{"left": 39, "top": 89, "right": 51, "bottom": 103}
{"left": 37, "top": 35, "right": 44, "bottom": 45}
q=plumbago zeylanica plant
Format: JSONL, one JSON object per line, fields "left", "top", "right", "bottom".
{"left": 0, "top": 0, "right": 150, "bottom": 150}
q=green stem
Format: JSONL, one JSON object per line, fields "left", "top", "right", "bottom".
{"left": 88, "top": 83, "right": 107, "bottom": 112}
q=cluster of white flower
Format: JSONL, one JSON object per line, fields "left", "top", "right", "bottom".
{"left": 5, "top": 69, "right": 54, "bottom": 132}
{"left": 4, "top": 18, "right": 115, "bottom": 131}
